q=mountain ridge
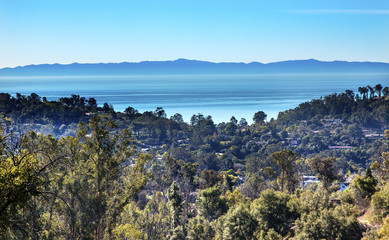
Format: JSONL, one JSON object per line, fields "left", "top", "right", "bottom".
{"left": 1, "top": 58, "right": 389, "bottom": 76}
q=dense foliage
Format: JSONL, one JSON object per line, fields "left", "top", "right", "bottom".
{"left": 1, "top": 84, "right": 389, "bottom": 239}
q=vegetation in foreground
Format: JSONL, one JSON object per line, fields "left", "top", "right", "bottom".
{"left": 1, "top": 84, "right": 389, "bottom": 239}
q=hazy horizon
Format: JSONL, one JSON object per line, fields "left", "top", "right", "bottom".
{"left": 3, "top": 58, "right": 389, "bottom": 70}
{"left": 1, "top": 0, "right": 389, "bottom": 68}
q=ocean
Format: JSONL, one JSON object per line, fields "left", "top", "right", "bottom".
{"left": 1, "top": 73, "right": 388, "bottom": 123}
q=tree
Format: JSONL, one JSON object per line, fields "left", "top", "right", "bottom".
{"left": 190, "top": 113, "right": 204, "bottom": 126}
{"left": 383, "top": 86, "right": 389, "bottom": 96}
{"left": 271, "top": 150, "right": 299, "bottom": 192}
{"left": 257, "top": 229, "right": 282, "bottom": 240}
{"left": 239, "top": 174, "right": 266, "bottom": 199}
{"left": 253, "top": 111, "right": 267, "bottom": 124}
{"left": 354, "top": 168, "right": 377, "bottom": 199}
{"left": 103, "top": 102, "right": 113, "bottom": 112}
{"left": 372, "top": 183, "right": 389, "bottom": 221}
{"left": 187, "top": 216, "right": 215, "bottom": 240}
{"left": 170, "top": 113, "right": 184, "bottom": 123}
{"left": 345, "top": 89, "right": 355, "bottom": 99}
{"left": 154, "top": 107, "right": 167, "bottom": 118}
{"left": 124, "top": 106, "right": 138, "bottom": 117}
{"left": 347, "top": 124, "right": 363, "bottom": 138}
{"left": 168, "top": 182, "right": 184, "bottom": 229}
{"left": 0, "top": 131, "right": 65, "bottom": 235}
{"left": 251, "top": 189, "right": 296, "bottom": 235}
{"left": 224, "top": 122, "right": 237, "bottom": 135}
{"left": 239, "top": 118, "right": 248, "bottom": 127}
{"left": 377, "top": 216, "right": 389, "bottom": 239}
{"left": 76, "top": 116, "right": 147, "bottom": 240}
{"left": 358, "top": 87, "right": 368, "bottom": 100}
{"left": 223, "top": 204, "right": 257, "bottom": 240}
{"left": 385, "top": 129, "right": 389, "bottom": 139}
{"left": 367, "top": 85, "right": 375, "bottom": 99}
{"left": 373, "top": 152, "right": 389, "bottom": 181}
{"left": 293, "top": 205, "right": 362, "bottom": 240}
{"left": 198, "top": 186, "right": 228, "bottom": 220}
{"left": 199, "top": 170, "right": 220, "bottom": 189}
{"left": 230, "top": 116, "right": 238, "bottom": 125}
{"left": 309, "top": 156, "right": 338, "bottom": 190}
{"left": 375, "top": 84, "right": 383, "bottom": 97}
{"left": 113, "top": 192, "right": 171, "bottom": 240}
{"left": 87, "top": 97, "right": 98, "bottom": 108}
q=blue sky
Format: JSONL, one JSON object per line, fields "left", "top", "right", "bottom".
{"left": 1, "top": 0, "right": 389, "bottom": 68}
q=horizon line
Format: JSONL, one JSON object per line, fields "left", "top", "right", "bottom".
{"left": 2, "top": 58, "right": 389, "bottom": 70}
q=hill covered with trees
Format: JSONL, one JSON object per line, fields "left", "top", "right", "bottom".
{"left": 1, "top": 84, "right": 389, "bottom": 239}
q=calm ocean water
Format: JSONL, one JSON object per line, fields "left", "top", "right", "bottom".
{"left": 1, "top": 73, "right": 388, "bottom": 123}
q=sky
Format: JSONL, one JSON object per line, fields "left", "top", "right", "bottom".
{"left": 1, "top": 0, "right": 389, "bottom": 68}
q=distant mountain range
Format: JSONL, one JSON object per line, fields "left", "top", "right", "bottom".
{"left": 1, "top": 58, "right": 389, "bottom": 76}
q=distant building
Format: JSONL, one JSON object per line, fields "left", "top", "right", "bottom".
{"left": 365, "top": 133, "right": 384, "bottom": 139}
{"left": 328, "top": 146, "right": 353, "bottom": 150}
{"left": 302, "top": 176, "right": 320, "bottom": 186}
{"left": 321, "top": 118, "right": 341, "bottom": 127}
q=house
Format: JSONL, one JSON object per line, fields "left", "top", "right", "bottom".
{"left": 302, "top": 176, "right": 320, "bottom": 186}
{"left": 328, "top": 146, "right": 353, "bottom": 150}
{"left": 365, "top": 133, "right": 384, "bottom": 139}
{"left": 321, "top": 118, "right": 341, "bottom": 127}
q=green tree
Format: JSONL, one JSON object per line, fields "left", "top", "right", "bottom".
{"left": 198, "top": 186, "right": 228, "bottom": 220}
{"left": 124, "top": 106, "right": 138, "bottom": 118}
{"left": 251, "top": 189, "right": 296, "bottom": 235}
{"left": 293, "top": 205, "right": 362, "bottom": 240}
{"left": 223, "top": 204, "right": 257, "bottom": 240}
{"left": 375, "top": 84, "right": 383, "bottom": 97}
{"left": 199, "top": 169, "right": 220, "bottom": 189}
{"left": 253, "top": 111, "right": 267, "bottom": 124}
{"left": 271, "top": 150, "right": 299, "bottom": 192}
{"left": 384, "top": 129, "right": 389, "bottom": 139}
{"left": 239, "top": 118, "right": 248, "bottom": 127}
{"left": 372, "top": 152, "right": 389, "bottom": 182}
{"left": 257, "top": 229, "right": 282, "bottom": 240}
{"left": 114, "top": 192, "right": 171, "bottom": 240}
{"left": 0, "top": 131, "right": 64, "bottom": 236}
{"left": 354, "top": 168, "right": 377, "bottom": 199}
{"left": 154, "top": 107, "right": 167, "bottom": 118}
{"left": 377, "top": 216, "right": 389, "bottom": 239}
{"left": 372, "top": 183, "right": 389, "bottom": 222}
{"left": 168, "top": 181, "right": 184, "bottom": 229}
{"left": 187, "top": 215, "right": 215, "bottom": 240}
{"left": 76, "top": 116, "right": 147, "bottom": 240}
{"left": 170, "top": 113, "right": 184, "bottom": 123}
{"left": 239, "top": 174, "right": 266, "bottom": 199}
{"left": 309, "top": 156, "right": 338, "bottom": 190}
{"left": 230, "top": 116, "right": 238, "bottom": 125}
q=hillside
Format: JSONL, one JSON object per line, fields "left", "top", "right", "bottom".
{"left": 1, "top": 88, "right": 389, "bottom": 239}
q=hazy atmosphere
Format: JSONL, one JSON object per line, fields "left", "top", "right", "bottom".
{"left": 1, "top": 0, "right": 389, "bottom": 68}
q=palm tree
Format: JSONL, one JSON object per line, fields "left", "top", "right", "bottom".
{"left": 367, "top": 85, "right": 375, "bottom": 99}
{"left": 358, "top": 87, "right": 363, "bottom": 99}
{"left": 358, "top": 87, "right": 368, "bottom": 100}
{"left": 375, "top": 84, "right": 383, "bottom": 97}
{"left": 383, "top": 86, "right": 389, "bottom": 97}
